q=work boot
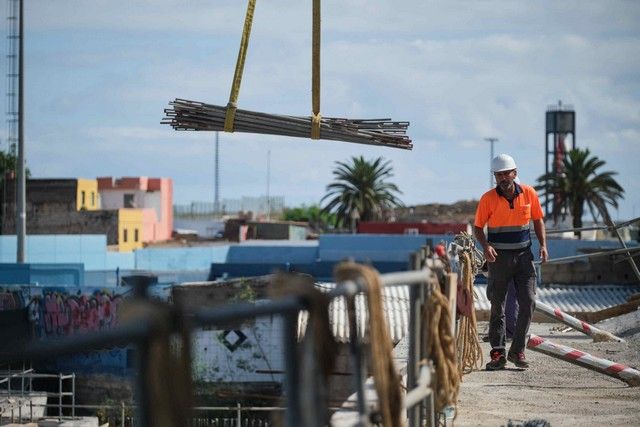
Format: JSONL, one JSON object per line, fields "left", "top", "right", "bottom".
{"left": 485, "top": 349, "right": 506, "bottom": 371}
{"left": 507, "top": 351, "right": 530, "bottom": 369}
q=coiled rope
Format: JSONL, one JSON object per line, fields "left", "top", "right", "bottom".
{"left": 423, "top": 281, "right": 460, "bottom": 414}
{"left": 456, "top": 251, "right": 484, "bottom": 374}
{"left": 335, "top": 262, "right": 403, "bottom": 427}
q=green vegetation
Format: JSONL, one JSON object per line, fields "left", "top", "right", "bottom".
{"left": 536, "top": 148, "right": 624, "bottom": 235}
{"left": 281, "top": 204, "right": 337, "bottom": 232}
{"left": 321, "top": 156, "right": 403, "bottom": 229}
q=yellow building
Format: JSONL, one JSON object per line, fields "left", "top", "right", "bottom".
{"left": 1, "top": 178, "right": 145, "bottom": 252}
{"left": 117, "top": 208, "right": 144, "bottom": 252}
{"left": 76, "top": 179, "right": 99, "bottom": 211}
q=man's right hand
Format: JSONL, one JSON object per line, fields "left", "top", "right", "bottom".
{"left": 484, "top": 245, "right": 497, "bottom": 263}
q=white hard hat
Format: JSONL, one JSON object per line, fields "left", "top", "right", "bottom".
{"left": 491, "top": 154, "right": 517, "bottom": 172}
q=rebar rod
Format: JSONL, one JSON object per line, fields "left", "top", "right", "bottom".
{"left": 163, "top": 99, "right": 412, "bottom": 150}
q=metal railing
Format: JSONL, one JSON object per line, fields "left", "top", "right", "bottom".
{"left": 543, "top": 216, "right": 640, "bottom": 283}
{"left": 0, "top": 253, "right": 440, "bottom": 427}
{"left": 0, "top": 368, "right": 75, "bottom": 424}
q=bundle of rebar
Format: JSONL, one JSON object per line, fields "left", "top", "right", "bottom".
{"left": 162, "top": 98, "right": 412, "bottom": 150}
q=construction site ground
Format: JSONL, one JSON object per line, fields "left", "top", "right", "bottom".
{"left": 456, "top": 313, "right": 640, "bottom": 426}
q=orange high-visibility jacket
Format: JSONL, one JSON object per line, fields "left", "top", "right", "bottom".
{"left": 474, "top": 183, "right": 544, "bottom": 250}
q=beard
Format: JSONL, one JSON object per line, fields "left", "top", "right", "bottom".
{"left": 498, "top": 179, "right": 514, "bottom": 192}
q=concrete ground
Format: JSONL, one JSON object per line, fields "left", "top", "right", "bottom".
{"left": 455, "top": 316, "right": 640, "bottom": 427}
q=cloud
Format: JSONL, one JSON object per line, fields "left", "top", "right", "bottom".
{"left": 3, "top": 0, "right": 639, "bottom": 218}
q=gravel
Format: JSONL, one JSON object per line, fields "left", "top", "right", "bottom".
{"left": 455, "top": 312, "right": 640, "bottom": 427}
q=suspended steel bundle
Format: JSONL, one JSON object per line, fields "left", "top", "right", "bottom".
{"left": 162, "top": 99, "right": 413, "bottom": 150}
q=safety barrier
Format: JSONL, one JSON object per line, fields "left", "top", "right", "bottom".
{"left": 527, "top": 334, "right": 640, "bottom": 386}
{"left": 534, "top": 300, "right": 624, "bottom": 342}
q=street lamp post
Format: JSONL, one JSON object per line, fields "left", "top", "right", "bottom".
{"left": 17, "top": 0, "right": 26, "bottom": 263}
{"left": 484, "top": 137, "right": 498, "bottom": 188}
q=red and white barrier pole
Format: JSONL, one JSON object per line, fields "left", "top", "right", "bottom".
{"left": 527, "top": 334, "right": 640, "bottom": 387}
{"left": 535, "top": 300, "right": 624, "bottom": 343}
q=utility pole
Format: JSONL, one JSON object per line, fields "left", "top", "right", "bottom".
{"left": 266, "top": 150, "right": 271, "bottom": 220}
{"left": 16, "top": 0, "right": 25, "bottom": 263}
{"left": 214, "top": 131, "right": 220, "bottom": 216}
{"left": 484, "top": 137, "right": 498, "bottom": 188}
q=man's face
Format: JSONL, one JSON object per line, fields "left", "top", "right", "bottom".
{"left": 494, "top": 169, "right": 517, "bottom": 192}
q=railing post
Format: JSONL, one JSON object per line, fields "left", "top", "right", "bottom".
{"left": 121, "top": 400, "right": 126, "bottom": 427}
{"left": 346, "top": 290, "right": 368, "bottom": 424}
{"left": 72, "top": 373, "right": 76, "bottom": 418}
{"left": 237, "top": 402, "right": 242, "bottom": 426}
{"left": 58, "top": 373, "right": 63, "bottom": 421}
{"left": 407, "top": 280, "right": 422, "bottom": 427}
{"left": 129, "top": 274, "right": 156, "bottom": 427}
{"left": 283, "top": 309, "right": 301, "bottom": 427}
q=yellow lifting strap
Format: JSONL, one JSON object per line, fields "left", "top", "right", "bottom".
{"left": 311, "top": 0, "right": 321, "bottom": 139}
{"left": 224, "top": 0, "right": 257, "bottom": 133}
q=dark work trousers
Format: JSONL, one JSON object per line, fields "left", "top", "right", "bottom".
{"left": 487, "top": 248, "right": 537, "bottom": 354}
{"left": 505, "top": 280, "right": 519, "bottom": 339}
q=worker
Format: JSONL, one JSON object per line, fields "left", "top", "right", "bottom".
{"left": 474, "top": 154, "right": 548, "bottom": 370}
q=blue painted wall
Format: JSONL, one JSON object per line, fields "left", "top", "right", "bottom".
{"left": 135, "top": 246, "right": 229, "bottom": 271}
{"left": 0, "top": 233, "right": 635, "bottom": 287}
{"left": 0, "top": 235, "right": 135, "bottom": 271}
{"left": 226, "top": 244, "right": 318, "bottom": 264}
{"left": 0, "top": 263, "right": 84, "bottom": 286}
{"left": 318, "top": 234, "right": 435, "bottom": 262}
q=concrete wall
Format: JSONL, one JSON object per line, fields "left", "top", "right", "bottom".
{"left": 3, "top": 210, "right": 119, "bottom": 244}
{"left": 134, "top": 246, "right": 230, "bottom": 271}
{"left": 0, "top": 234, "right": 136, "bottom": 272}
{"left": 226, "top": 243, "right": 317, "bottom": 264}
{"left": 0, "top": 233, "right": 634, "bottom": 284}
{"left": 318, "top": 234, "right": 435, "bottom": 262}
{"left": 0, "top": 263, "right": 84, "bottom": 286}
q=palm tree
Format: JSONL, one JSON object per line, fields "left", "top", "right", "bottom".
{"left": 321, "top": 156, "right": 403, "bottom": 229}
{"left": 536, "top": 148, "right": 624, "bottom": 235}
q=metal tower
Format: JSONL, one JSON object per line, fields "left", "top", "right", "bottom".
{"left": 545, "top": 101, "right": 576, "bottom": 221}
{"left": 5, "top": 0, "right": 19, "bottom": 155}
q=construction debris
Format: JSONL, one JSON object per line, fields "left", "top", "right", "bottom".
{"left": 162, "top": 99, "right": 412, "bottom": 150}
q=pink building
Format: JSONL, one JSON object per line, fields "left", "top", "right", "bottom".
{"left": 97, "top": 177, "right": 173, "bottom": 242}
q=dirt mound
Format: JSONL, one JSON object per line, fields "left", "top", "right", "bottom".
{"left": 394, "top": 200, "right": 478, "bottom": 223}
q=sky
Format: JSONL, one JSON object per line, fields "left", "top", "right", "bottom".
{"left": 2, "top": 0, "right": 639, "bottom": 220}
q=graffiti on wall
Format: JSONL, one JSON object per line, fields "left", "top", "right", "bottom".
{"left": 0, "top": 289, "right": 25, "bottom": 310}
{"left": 1, "top": 287, "right": 124, "bottom": 339}
{"left": 30, "top": 290, "right": 124, "bottom": 338}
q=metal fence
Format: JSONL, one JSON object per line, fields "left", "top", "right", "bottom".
{"left": 0, "top": 249, "right": 440, "bottom": 427}
{"left": 0, "top": 366, "right": 75, "bottom": 424}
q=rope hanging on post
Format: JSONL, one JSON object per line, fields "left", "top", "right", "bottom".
{"left": 456, "top": 251, "right": 484, "bottom": 375}
{"left": 423, "top": 281, "right": 460, "bottom": 414}
{"left": 334, "top": 262, "right": 403, "bottom": 427}
{"left": 311, "top": 0, "right": 322, "bottom": 139}
{"left": 224, "top": 0, "right": 257, "bottom": 133}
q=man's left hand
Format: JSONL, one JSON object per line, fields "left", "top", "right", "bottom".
{"left": 539, "top": 246, "right": 548, "bottom": 263}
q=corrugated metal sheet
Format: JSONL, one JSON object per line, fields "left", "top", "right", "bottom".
{"left": 302, "top": 282, "right": 639, "bottom": 343}
{"left": 298, "top": 282, "right": 410, "bottom": 344}
{"left": 473, "top": 284, "right": 639, "bottom": 312}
